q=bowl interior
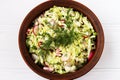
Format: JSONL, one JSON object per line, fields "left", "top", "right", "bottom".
{"left": 19, "top": 0, "right": 104, "bottom": 80}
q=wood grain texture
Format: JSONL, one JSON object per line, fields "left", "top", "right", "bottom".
{"left": 0, "top": 0, "right": 120, "bottom": 80}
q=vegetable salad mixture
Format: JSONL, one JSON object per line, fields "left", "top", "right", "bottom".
{"left": 26, "top": 6, "right": 97, "bottom": 74}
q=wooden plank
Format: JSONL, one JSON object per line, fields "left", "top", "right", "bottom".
{"left": 77, "top": 69, "right": 120, "bottom": 80}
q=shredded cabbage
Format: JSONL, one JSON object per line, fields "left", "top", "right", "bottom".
{"left": 26, "top": 6, "right": 97, "bottom": 74}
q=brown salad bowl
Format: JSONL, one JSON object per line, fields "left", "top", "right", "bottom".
{"left": 18, "top": 0, "right": 104, "bottom": 80}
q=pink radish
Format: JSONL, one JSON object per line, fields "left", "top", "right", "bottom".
{"left": 43, "top": 67, "right": 54, "bottom": 72}
{"left": 33, "top": 25, "right": 38, "bottom": 35}
{"left": 55, "top": 48, "right": 62, "bottom": 57}
{"left": 59, "top": 19, "right": 65, "bottom": 28}
{"left": 26, "top": 29, "right": 31, "bottom": 35}
{"left": 60, "top": 19, "right": 65, "bottom": 23}
{"left": 88, "top": 51, "right": 94, "bottom": 61}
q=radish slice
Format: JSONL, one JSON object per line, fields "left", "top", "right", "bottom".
{"left": 55, "top": 48, "right": 62, "bottom": 56}
{"left": 61, "top": 19, "right": 65, "bottom": 22}
{"left": 58, "top": 20, "right": 65, "bottom": 28}
{"left": 26, "top": 29, "right": 31, "bottom": 35}
{"left": 88, "top": 51, "right": 94, "bottom": 61}
{"left": 33, "top": 25, "right": 38, "bottom": 35}
{"left": 43, "top": 67, "right": 54, "bottom": 72}
{"left": 38, "top": 41, "right": 42, "bottom": 47}
{"left": 56, "top": 53, "right": 62, "bottom": 57}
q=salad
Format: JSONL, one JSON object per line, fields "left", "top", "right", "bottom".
{"left": 26, "top": 6, "right": 97, "bottom": 74}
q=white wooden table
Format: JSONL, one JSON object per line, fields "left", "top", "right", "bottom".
{"left": 0, "top": 0, "right": 120, "bottom": 80}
